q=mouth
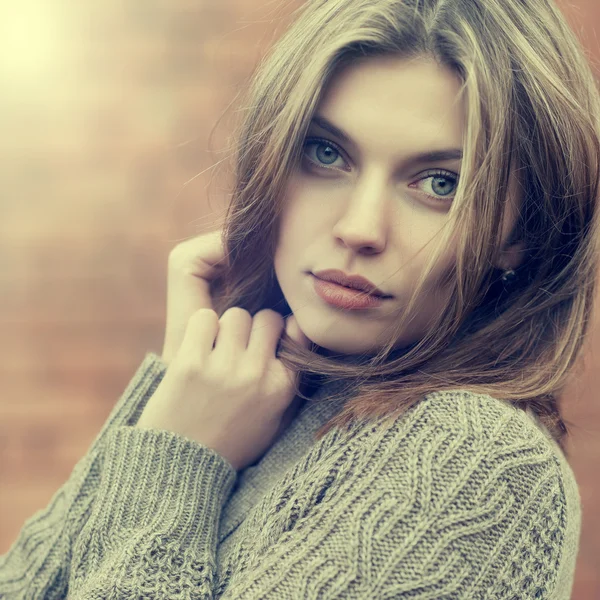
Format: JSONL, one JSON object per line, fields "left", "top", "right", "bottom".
{"left": 311, "top": 274, "right": 392, "bottom": 298}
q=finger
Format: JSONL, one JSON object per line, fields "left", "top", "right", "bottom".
{"left": 170, "top": 229, "right": 227, "bottom": 280}
{"left": 164, "top": 266, "right": 214, "bottom": 352}
{"left": 163, "top": 231, "right": 227, "bottom": 362}
{"left": 211, "top": 307, "right": 253, "bottom": 358}
{"left": 178, "top": 309, "right": 220, "bottom": 364}
{"left": 246, "top": 309, "right": 285, "bottom": 363}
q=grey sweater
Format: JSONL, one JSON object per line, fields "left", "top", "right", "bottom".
{"left": 0, "top": 352, "right": 581, "bottom": 599}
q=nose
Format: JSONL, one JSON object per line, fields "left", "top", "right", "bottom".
{"left": 331, "top": 172, "right": 391, "bottom": 254}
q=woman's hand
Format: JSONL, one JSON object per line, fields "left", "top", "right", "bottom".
{"left": 137, "top": 308, "right": 312, "bottom": 471}
{"left": 161, "top": 228, "right": 228, "bottom": 365}
{"left": 138, "top": 228, "right": 313, "bottom": 471}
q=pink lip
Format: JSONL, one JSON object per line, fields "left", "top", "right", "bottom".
{"left": 312, "top": 268, "right": 390, "bottom": 297}
{"left": 311, "top": 275, "right": 389, "bottom": 310}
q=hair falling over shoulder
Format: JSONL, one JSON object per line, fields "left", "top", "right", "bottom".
{"left": 207, "top": 0, "right": 600, "bottom": 457}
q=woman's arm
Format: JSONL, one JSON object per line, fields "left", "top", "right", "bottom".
{"left": 0, "top": 352, "right": 167, "bottom": 600}
{"left": 67, "top": 426, "right": 237, "bottom": 599}
{"left": 63, "top": 390, "right": 574, "bottom": 600}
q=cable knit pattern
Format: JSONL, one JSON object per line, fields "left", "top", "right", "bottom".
{"left": 0, "top": 352, "right": 581, "bottom": 599}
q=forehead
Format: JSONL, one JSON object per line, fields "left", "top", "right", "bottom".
{"left": 316, "top": 55, "right": 467, "bottom": 153}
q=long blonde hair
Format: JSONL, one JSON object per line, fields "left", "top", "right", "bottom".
{"left": 209, "top": 0, "right": 600, "bottom": 455}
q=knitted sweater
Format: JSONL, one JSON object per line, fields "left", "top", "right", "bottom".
{"left": 0, "top": 352, "right": 581, "bottom": 599}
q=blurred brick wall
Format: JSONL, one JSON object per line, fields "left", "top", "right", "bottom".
{"left": 0, "top": 1, "right": 598, "bottom": 598}
{"left": 0, "top": 0, "right": 301, "bottom": 557}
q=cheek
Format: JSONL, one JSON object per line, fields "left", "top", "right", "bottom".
{"left": 398, "top": 221, "right": 458, "bottom": 290}
{"left": 275, "top": 212, "right": 297, "bottom": 260}
{"left": 274, "top": 203, "right": 304, "bottom": 271}
{"left": 427, "top": 241, "right": 459, "bottom": 292}
{"left": 277, "top": 192, "right": 319, "bottom": 250}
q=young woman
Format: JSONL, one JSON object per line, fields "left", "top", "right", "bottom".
{"left": 2, "top": 0, "right": 598, "bottom": 597}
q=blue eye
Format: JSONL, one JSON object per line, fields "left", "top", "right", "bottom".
{"left": 412, "top": 170, "right": 459, "bottom": 203}
{"left": 302, "top": 137, "right": 348, "bottom": 171}
{"left": 301, "top": 136, "right": 459, "bottom": 202}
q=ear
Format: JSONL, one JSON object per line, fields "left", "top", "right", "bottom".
{"left": 495, "top": 240, "right": 526, "bottom": 272}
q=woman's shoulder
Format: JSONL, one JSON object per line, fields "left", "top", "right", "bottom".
{"left": 337, "top": 387, "right": 581, "bottom": 518}
{"left": 295, "top": 388, "right": 581, "bottom": 597}
{"left": 407, "top": 389, "right": 580, "bottom": 495}
{"left": 415, "top": 388, "right": 566, "bottom": 453}
{"left": 378, "top": 388, "right": 581, "bottom": 542}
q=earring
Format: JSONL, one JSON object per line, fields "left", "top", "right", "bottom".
{"left": 501, "top": 269, "right": 518, "bottom": 285}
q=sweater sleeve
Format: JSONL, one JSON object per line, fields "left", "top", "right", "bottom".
{"left": 0, "top": 352, "right": 167, "bottom": 600}
{"left": 67, "top": 426, "right": 237, "bottom": 599}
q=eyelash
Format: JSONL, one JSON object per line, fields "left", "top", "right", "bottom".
{"left": 302, "top": 136, "right": 460, "bottom": 203}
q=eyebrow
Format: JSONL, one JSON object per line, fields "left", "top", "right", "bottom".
{"left": 309, "top": 114, "right": 463, "bottom": 165}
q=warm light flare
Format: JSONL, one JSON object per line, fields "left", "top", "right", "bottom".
{"left": 0, "top": 3, "right": 74, "bottom": 93}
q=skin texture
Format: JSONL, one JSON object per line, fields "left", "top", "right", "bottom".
{"left": 274, "top": 55, "right": 524, "bottom": 356}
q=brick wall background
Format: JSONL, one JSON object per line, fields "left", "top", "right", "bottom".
{"left": 0, "top": 0, "right": 598, "bottom": 597}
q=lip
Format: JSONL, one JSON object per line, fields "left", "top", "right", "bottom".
{"left": 312, "top": 269, "right": 391, "bottom": 297}
{"left": 311, "top": 274, "right": 391, "bottom": 310}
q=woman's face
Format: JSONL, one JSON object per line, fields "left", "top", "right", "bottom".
{"left": 274, "top": 55, "right": 521, "bottom": 356}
